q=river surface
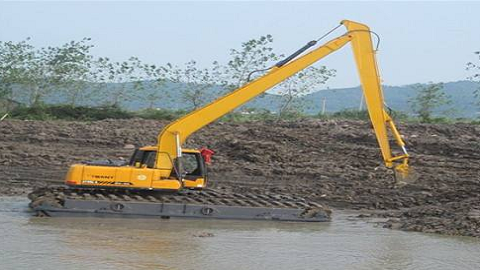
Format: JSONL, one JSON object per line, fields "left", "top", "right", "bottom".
{"left": 1, "top": 197, "right": 479, "bottom": 270}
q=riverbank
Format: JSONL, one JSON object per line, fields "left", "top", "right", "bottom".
{"left": 1, "top": 119, "right": 479, "bottom": 237}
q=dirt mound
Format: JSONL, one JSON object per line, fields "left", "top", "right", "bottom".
{"left": 1, "top": 118, "right": 480, "bottom": 237}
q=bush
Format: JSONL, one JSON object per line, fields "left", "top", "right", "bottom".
{"left": 8, "top": 104, "right": 478, "bottom": 124}
{"left": 422, "top": 117, "right": 453, "bottom": 124}
{"left": 327, "top": 109, "right": 370, "bottom": 120}
{"left": 219, "top": 109, "right": 278, "bottom": 122}
{"left": 317, "top": 108, "right": 411, "bottom": 121}
{"left": 10, "top": 105, "right": 133, "bottom": 120}
{"left": 134, "top": 108, "right": 187, "bottom": 121}
{"left": 9, "top": 105, "right": 189, "bottom": 121}
{"left": 9, "top": 106, "right": 51, "bottom": 120}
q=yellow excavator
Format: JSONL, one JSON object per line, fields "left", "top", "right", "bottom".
{"left": 64, "top": 20, "right": 410, "bottom": 192}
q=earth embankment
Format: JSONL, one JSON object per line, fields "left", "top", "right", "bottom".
{"left": 1, "top": 119, "right": 479, "bottom": 237}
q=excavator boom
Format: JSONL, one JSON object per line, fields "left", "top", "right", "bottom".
{"left": 157, "top": 34, "right": 351, "bottom": 166}
{"left": 157, "top": 20, "right": 409, "bottom": 176}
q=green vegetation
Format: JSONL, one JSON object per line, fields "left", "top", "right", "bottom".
{"left": 467, "top": 51, "right": 480, "bottom": 108}
{"left": 135, "top": 108, "right": 187, "bottom": 121}
{"left": 321, "top": 109, "right": 370, "bottom": 121}
{"left": 0, "top": 36, "right": 335, "bottom": 120}
{"left": 9, "top": 105, "right": 132, "bottom": 121}
{"left": 408, "top": 82, "right": 452, "bottom": 122}
{"left": 1, "top": 38, "right": 479, "bottom": 123}
{"left": 8, "top": 105, "right": 189, "bottom": 121}
{"left": 6, "top": 104, "right": 478, "bottom": 125}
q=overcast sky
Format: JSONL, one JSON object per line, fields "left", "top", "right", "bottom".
{"left": 1, "top": 1, "right": 479, "bottom": 89}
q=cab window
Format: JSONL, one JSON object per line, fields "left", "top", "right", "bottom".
{"left": 144, "top": 151, "right": 156, "bottom": 168}
{"left": 129, "top": 150, "right": 144, "bottom": 166}
{"left": 183, "top": 153, "right": 201, "bottom": 175}
{"left": 171, "top": 152, "right": 205, "bottom": 179}
{"left": 129, "top": 150, "right": 156, "bottom": 168}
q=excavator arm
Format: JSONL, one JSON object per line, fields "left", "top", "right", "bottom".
{"left": 156, "top": 20, "right": 409, "bottom": 178}
{"left": 343, "top": 20, "right": 410, "bottom": 177}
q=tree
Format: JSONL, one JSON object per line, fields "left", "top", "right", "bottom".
{"left": 91, "top": 57, "right": 139, "bottom": 107}
{"left": 0, "top": 38, "right": 36, "bottom": 103}
{"left": 275, "top": 66, "right": 335, "bottom": 119}
{"left": 165, "top": 60, "right": 220, "bottom": 110}
{"left": 466, "top": 51, "right": 480, "bottom": 107}
{"left": 222, "top": 35, "right": 334, "bottom": 119}
{"left": 49, "top": 38, "right": 94, "bottom": 106}
{"left": 133, "top": 61, "right": 170, "bottom": 109}
{"left": 25, "top": 45, "right": 64, "bottom": 106}
{"left": 409, "top": 82, "right": 451, "bottom": 122}
{"left": 0, "top": 38, "right": 95, "bottom": 107}
{"left": 223, "top": 35, "right": 282, "bottom": 91}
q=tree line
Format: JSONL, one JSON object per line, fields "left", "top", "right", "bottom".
{"left": 0, "top": 35, "right": 334, "bottom": 119}
{"left": 1, "top": 36, "right": 479, "bottom": 122}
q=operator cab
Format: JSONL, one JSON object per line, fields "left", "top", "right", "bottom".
{"left": 129, "top": 147, "right": 208, "bottom": 188}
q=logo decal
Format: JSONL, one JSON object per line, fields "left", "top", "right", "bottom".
{"left": 137, "top": 174, "right": 147, "bottom": 181}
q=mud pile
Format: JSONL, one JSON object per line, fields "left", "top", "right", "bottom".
{"left": 1, "top": 119, "right": 479, "bottom": 237}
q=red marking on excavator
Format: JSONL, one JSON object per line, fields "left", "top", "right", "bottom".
{"left": 200, "top": 147, "right": 215, "bottom": 164}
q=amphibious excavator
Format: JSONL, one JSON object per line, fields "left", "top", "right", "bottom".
{"left": 29, "top": 20, "right": 410, "bottom": 222}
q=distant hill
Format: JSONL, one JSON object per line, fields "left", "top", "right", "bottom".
{"left": 298, "top": 80, "right": 480, "bottom": 118}
{"left": 243, "top": 80, "right": 479, "bottom": 118}
{"left": 13, "top": 80, "right": 480, "bottom": 118}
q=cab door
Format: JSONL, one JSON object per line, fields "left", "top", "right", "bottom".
{"left": 129, "top": 150, "right": 156, "bottom": 189}
{"left": 182, "top": 152, "right": 207, "bottom": 189}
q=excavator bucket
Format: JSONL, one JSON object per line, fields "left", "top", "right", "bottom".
{"left": 393, "top": 164, "right": 418, "bottom": 188}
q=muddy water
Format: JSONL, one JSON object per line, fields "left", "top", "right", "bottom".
{"left": 1, "top": 197, "right": 479, "bottom": 270}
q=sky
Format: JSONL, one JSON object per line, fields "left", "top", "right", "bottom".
{"left": 1, "top": 1, "right": 479, "bottom": 89}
